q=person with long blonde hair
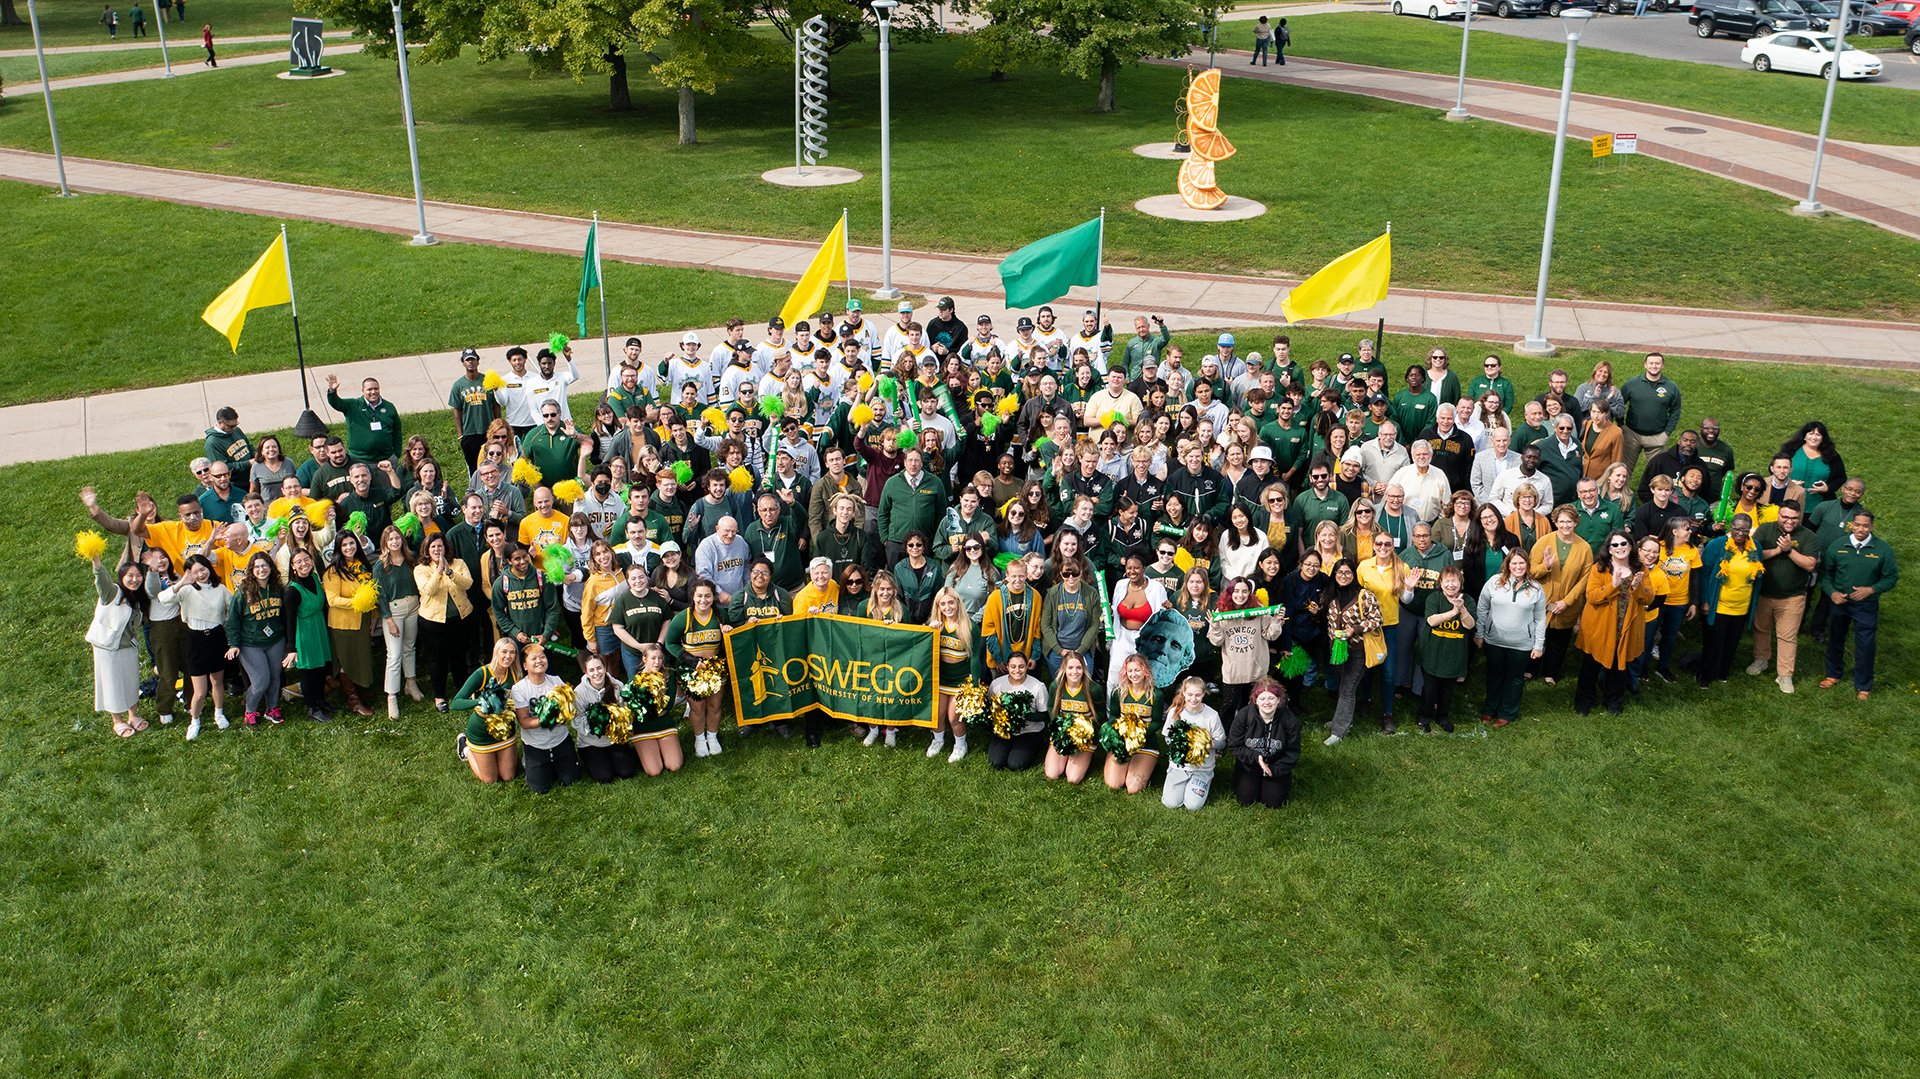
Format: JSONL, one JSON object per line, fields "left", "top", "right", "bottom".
{"left": 1042, "top": 650, "right": 1101, "bottom": 784}
{"left": 926, "top": 587, "right": 983, "bottom": 762}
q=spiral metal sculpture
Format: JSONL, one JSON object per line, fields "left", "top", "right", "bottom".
{"left": 798, "top": 15, "right": 831, "bottom": 168}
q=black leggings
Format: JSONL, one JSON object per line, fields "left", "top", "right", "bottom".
{"left": 1418, "top": 674, "right": 1457, "bottom": 726}
{"left": 1233, "top": 761, "right": 1292, "bottom": 808}
{"left": 987, "top": 731, "right": 1047, "bottom": 771}
{"left": 298, "top": 665, "right": 331, "bottom": 715}
{"left": 524, "top": 736, "right": 581, "bottom": 793}
{"left": 1219, "top": 681, "right": 1252, "bottom": 727}
{"left": 579, "top": 742, "right": 639, "bottom": 783}
{"left": 418, "top": 616, "right": 462, "bottom": 700}
{"left": 1698, "top": 615, "right": 1744, "bottom": 686}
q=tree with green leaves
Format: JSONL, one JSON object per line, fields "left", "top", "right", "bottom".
{"left": 954, "top": 0, "right": 1211, "bottom": 112}
{"left": 311, "top": 0, "right": 779, "bottom": 143}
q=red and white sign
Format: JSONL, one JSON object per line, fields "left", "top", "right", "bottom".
{"left": 1614, "top": 132, "right": 1639, "bottom": 155}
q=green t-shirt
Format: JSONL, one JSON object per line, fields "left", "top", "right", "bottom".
{"left": 448, "top": 376, "right": 497, "bottom": 438}
{"left": 1752, "top": 522, "right": 1814, "bottom": 598}
{"left": 1418, "top": 590, "right": 1473, "bottom": 679}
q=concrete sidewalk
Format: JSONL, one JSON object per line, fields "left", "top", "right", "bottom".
{"left": 7, "top": 41, "right": 366, "bottom": 96}
{"left": 1161, "top": 49, "right": 1920, "bottom": 240}
{"left": 3, "top": 149, "right": 1918, "bottom": 467}
{"left": 0, "top": 30, "right": 352, "bottom": 59}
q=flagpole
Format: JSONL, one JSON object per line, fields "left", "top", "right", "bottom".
{"left": 282, "top": 225, "right": 327, "bottom": 438}
{"left": 595, "top": 211, "right": 611, "bottom": 385}
{"left": 841, "top": 208, "right": 852, "bottom": 309}
{"left": 1093, "top": 207, "right": 1105, "bottom": 334}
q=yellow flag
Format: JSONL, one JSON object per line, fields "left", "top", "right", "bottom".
{"left": 201, "top": 234, "right": 293, "bottom": 352}
{"left": 778, "top": 214, "right": 848, "bottom": 331}
{"left": 1279, "top": 230, "right": 1391, "bottom": 324}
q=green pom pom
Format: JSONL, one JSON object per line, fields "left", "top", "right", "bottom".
{"left": 1329, "top": 637, "right": 1350, "bottom": 666}
{"left": 263, "top": 515, "right": 287, "bottom": 540}
{"left": 672, "top": 460, "right": 693, "bottom": 486}
{"left": 549, "top": 333, "right": 569, "bottom": 355}
{"left": 542, "top": 543, "right": 575, "bottom": 575}
{"left": 993, "top": 552, "right": 1020, "bottom": 571}
{"left": 1033, "top": 436, "right": 1054, "bottom": 453}
{"left": 875, "top": 376, "right": 897, "bottom": 402}
{"left": 1278, "top": 644, "right": 1310, "bottom": 679}
{"left": 979, "top": 413, "right": 1002, "bottom": 439}
{"left": 894, "top": 427, "right": 918, "bottom": 450}
{"left": 759, "top": 395, "right": 786, "bottom": 420}
{"left": 344, "top": 510, "right": 368, "bottom": 535}
{"left": 394, "top": 512, "right": 422, "bottom": 539}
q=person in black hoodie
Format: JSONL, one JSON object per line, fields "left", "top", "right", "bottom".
{"left": 1227, "top": 678, "right": 1302, "bottom": 808}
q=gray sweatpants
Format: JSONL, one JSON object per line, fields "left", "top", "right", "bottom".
{"left": 1162, "top": 763, "right": 1216, "bottom": 811}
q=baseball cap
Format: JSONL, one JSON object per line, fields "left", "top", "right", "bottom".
{"left": 682, "top": 331, "right": 702, "bottom": 345}
{"left": 938, "top": 297, "right": 955, "bottom": 310}
{"left": 1016, "top": 317, "right": 1034, "bottom": 331}
{"left": 1369, "top": 394, "right": 1389, "bottom": 406}
{"left": 1338, "top": 352, "right": 1356, "bottom": 364}
{"left": 846, "top": 299, "right": 863, "bottom": 312}
{"left": 624, "top": 337, "right": 642, "bottom": 348}
{"left": 897, "top": 301, "right": 914, "bottom": 314}
{"left": 459, "top": 347, "right": 480, "bottom": 361}
{"left": 1217, "top": 333, "right": 1235, "bottom": 347}
{"left": 1250, "top": 446, "right": 1275, "bottom": 463}
{"left": 768, "top": 316, "right": 786, "bottom": 330}
{"left": 658, "top": 541, "right": 682, "bottom": 555}
{"left": 976, "top": 314, "right": 992, "bottom": 325}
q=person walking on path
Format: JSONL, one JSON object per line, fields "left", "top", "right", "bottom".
{"left": 101, "top": 6, "right": 120, "bottom": 39}
{"left": 202, "top": 23, "right": 218, "bottom": 68}
{"left": 1276, "top": 18, "right": 1290, "bottom": 65}
{"left": 1252, "top": 17, "right": 1273, "bottom": 66}
{"left": 130, "top": 5, "right": 146, "bottom": 37}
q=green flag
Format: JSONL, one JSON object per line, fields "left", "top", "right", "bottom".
{"left": 576, "top": 220, "right": 600, "bottom": 338}
{"left": 723, "top": 615, "right": 940, "bottom": 728}
{"left": 998, "top": 216, "right": 1102, "bottom": 310}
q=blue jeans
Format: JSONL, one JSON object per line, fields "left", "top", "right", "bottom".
{"left": 1252, "top": 39, "right": 1270, "bottom": 64}
{"left": 1653, "top": 604, "right": 1689, "bottom": 676}
{"left": 1361, "top": 627, "right": 1400, "bottom": 718}
{"left": 594, "top": 626, "right": 621, "bottom": 675}
{"left": 1627, "top": 619, "right": 1658, "bottom": 691}
{"left": 1634, "top": 0, "right": 1651, "bottom": 14}
{"left": 1825, "top": 596, "right": 1879, "bottom": 692}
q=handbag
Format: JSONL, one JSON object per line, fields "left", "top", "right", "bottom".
{"left": 1362, "top": 627, "right": 1387, "bottom": 669}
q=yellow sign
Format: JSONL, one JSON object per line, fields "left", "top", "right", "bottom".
{"left": 1592, "top": 134, "right": 1613, "bottom": 159}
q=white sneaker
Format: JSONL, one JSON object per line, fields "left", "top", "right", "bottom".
{"left": 1324, "top": 733, "right": 1343, "bottom": 746}
{"left": 185, "top": 717, "right": 201, "bottom": 741}
{"left": 926, "top": 734, "right": 947, "bottom": 758}
{"left": 1746, "top": 659, "right": 1769, "bottom": 676}
{"left": 213, "top": 712, "right": 229, "bottom": 730}
{"left": 693, "top": 733, "right": 710, "bottom": 758}
{"left": 862, "top": 726, "right": 882, "bottom": 746}
{"left": 1777, "top": 675, "right": 1795, "bottom": 694}
{"left": 883, "top": 728, "right": 897, "bottom": 748}
{"left": 948, "top": 737, "right": 969, "bottom": 763}
{"left": 158, "top": 713, "right": 174, "bottom": 726}
{"left": 707, "top": 733, "right": 723, "bottom": 756}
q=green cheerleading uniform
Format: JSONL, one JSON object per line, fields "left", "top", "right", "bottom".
{"left": 452, "top": 665, "right": 518, "bottom": 753}
{"left": 936, "top": 620, "right": 981, "bottom": 697}
{"left": 1051, "top": 678, "right": 1102, "bottom": 753}
{"left": 663, "top": 608, "right": 725, "bottom": 667}
{"left": 1104, "top": 683, "right": 1164, "bottom": 760}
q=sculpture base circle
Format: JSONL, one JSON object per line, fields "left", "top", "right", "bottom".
{"left": 276, "top": 68, "right": 346, "bottom": 81}
{"left": 762, "top": 166, "right": 864, "bottom": 188}
{"left": 1134, "top": 194, "right": 1268, "bottom": 222}
{"left": 1133, "top": 142, "right": 1191, "bottom": 160}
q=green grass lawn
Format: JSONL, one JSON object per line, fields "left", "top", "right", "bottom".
{"left": 1221, "top": 12, "right": 1920, "bottom": 145}
{"left": 4, "top": 38, "right": 1920, "bottom": 322}
{"left": 0, "top": 0, "right": 302, "bottom": 50}
{"left": 0, "top": 179, "right": 794, "bottom": 406}
{"left": 6, "top": 341, "right": 1917, "bottom": 1073}
{"left": 0, "top": 39, "right": 288, "bottom": 83}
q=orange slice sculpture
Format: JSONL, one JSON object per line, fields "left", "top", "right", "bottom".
{"left": 1177, "top": 68, "right": 1235, "bottom": 210}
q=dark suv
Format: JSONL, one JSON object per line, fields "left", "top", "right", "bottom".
{"left": 1470, "top": 0, "right": 1546, "bottom": 15}
{"left": 1690, "top": 0, "right": 1814, "bottom": 37}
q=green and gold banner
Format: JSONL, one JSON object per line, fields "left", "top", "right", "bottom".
{"left": 724, "top": 614, "right": 940, "bottom": 728}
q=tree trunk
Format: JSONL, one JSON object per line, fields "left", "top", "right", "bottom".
{"left": 989, "top": 68, "right": 1007, "bottom": 82}
{"left": 605, "top": 49, "right": 632, "bottom": 112}
{"left": 1095, "top": 57, "right": 1118, "bottom": 113}
{"left": 677, "top": 82, "right": 697, "bottom": 145}
{"left": 0, "top": 0, "right": 25, "bottom": 28}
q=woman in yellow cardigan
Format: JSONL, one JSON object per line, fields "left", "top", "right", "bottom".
{"left": 1529, "top": 505, "right": 1592, "bottom": 685}
{"left": 413, "top": 531, "right": 474, "bottom": 712}
{"left": 322, "top": 530, "right": 377, "bottom": 715}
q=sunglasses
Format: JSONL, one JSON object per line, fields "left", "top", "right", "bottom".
{"left": 1310, "top": 474, "right": 1329, "bottom": 481}
{"left": 1061, "top": 570, "right": 1081, "bottom": 578}
{"left": 965, "top": 544, "right": 982, "bottom": 552}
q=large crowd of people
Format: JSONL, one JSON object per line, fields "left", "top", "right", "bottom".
{"left": 79, "top": 297, "right": 1898, "bottom": 810}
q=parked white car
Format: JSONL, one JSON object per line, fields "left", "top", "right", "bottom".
{"left": 1740, "top": 32, "right": 1885, "bottom": 78}
{"left": 1390, "top": 0, "right": 1473, "bottom": 18}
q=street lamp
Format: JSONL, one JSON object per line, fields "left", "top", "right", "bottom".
{"left": 1447, "top": 2, "right": 1475, "bottom": 122}
{"left": 1517, "top": 9, "right": 1592, "bottom": 356}
{"left": 24, "top": 0, "right": 71, "bottom": 197}
{"left": 1793, "top": 0, "right": 1853, "bottom": 216}
{"left": 871, "top": 0, "right": 901, "bottom": 300}
{"left": 152, "top": 0, "right": 175, "bottom": 78}
{"left": 391, "top": 0, "right": 436, "bottom": 246}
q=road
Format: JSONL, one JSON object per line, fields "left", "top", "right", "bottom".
{"left": 1421, "top": 8, "right": 1920, "bottom": 88}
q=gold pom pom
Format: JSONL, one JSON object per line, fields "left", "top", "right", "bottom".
{"left": 728, "top": 466, "right": 754, "bottom": 494}
{"left": 482, "top": 370, "right": 505, "bottom": 391}
{"left": 74, "top": 530, "right": 108, "bottom": 561}
{"left": 996, "top": 394, "right": 1021, "bottom": 417}
{"left": 511, "top": 458, "right": 542, "bottom": 487}
{"left": 552, "top": 479, "right": 585, "bottom": 504}
{"left": 351, "top": 581, "right": 379, "bottom": 613}
{"left": 849, "top": 403, "right": 876, "bottom": 429}
{"left": 304, "top": 499, "right": 333, "bottom": 526}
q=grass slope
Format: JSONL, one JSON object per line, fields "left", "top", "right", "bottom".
{"left": 2, "top": 39, "right": 1918, "bottom": 320}
{"left": 4, "top": 337, "right": 1916, "bottom": 1075}
{"left": 0, "top": 179, "right": 794, "bottom": 406}
{"left": 1221, "top": 12, "right": 1920, "bottom": 145}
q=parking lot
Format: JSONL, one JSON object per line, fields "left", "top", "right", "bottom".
{"left": 1431, "top": 9, "right": 1920, "bottom": 89}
